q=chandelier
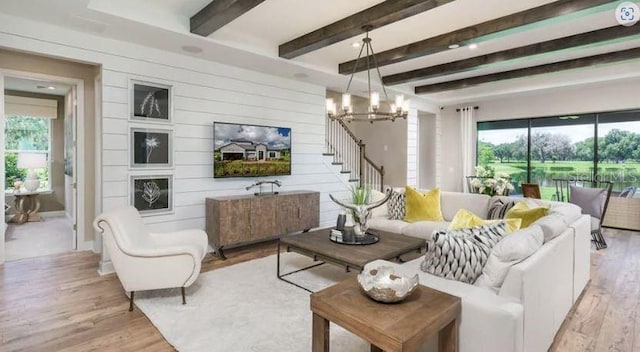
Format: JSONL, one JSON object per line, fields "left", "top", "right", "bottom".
{"left": 326, "top": 26, "right": 409, "bottom": 122}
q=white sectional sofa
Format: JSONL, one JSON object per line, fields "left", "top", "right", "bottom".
{"left": 367, "top": 190, "right": 591, "bottom": 352}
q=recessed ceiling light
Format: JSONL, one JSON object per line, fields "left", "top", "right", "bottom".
{"left": 36, "top": 85, "right": 56, "bottom": 90}
{"left": 47, "top": 86, "right": 56, "bottom": 90}
{"left": 181, "top": 45, "right": 203, "bottom": 53}
{"left": 448, "top": 44, "right": 460, "bottom": 49}
{"left": 352, "top": 42, "right": 360, "bottom": 48}
{"left": 468, "top": 43, "right": 478, "bottom": 50}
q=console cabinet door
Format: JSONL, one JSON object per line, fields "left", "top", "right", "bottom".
{"left": 299, "top": 192, "right": 320, "bottom": 230}
{"left": 216, "top": 199, "right": 251, "bottom": 246}
{"left": 276, "top": 193, "right": 319, "bottom": 234}
{"left": 250, "top": 196, "right": 277, "bottom": 241}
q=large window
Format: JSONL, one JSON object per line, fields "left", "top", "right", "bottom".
{"left": 477, "top": 109, "right": 640, "bottom": 198}
{"left": 4, "top": 115, "right": 51, "bottom": 190}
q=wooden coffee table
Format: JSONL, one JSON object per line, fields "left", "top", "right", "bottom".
{"left": 277, "top": 228, "right": 425, "bottom": 292}
{"left": 311, "top": 277, "right": 461, "bottom": 352}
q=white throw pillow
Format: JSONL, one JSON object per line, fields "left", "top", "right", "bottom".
{"left": 474, "top": 225, "right": 544, "bottom": 291}
{"left": 531, "top": 214, "right": 567, "bottom": 243}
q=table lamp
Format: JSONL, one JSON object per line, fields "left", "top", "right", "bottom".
{"left": 17, "top": 152, "right": 47, "bottom": 192}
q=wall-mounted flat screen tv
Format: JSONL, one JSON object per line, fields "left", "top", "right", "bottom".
{"left": 213, "top": 122, "right": 291, "bottom": 178}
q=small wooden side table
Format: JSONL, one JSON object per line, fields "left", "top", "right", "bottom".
{"left": 310, "top": 277, "right": 461, "bottom": 352}
{"left": 5, "top": 190, "right": 44, "bottom": 224}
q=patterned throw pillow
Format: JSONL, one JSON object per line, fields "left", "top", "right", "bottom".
{"left": 488, "top": 198, "right": 516, "bottom": 219}
{"left": 421, "top": 222, "right": 509, "bottom": 284}
{"left": 387, "top": 189, "right": 406, "bottom": 220}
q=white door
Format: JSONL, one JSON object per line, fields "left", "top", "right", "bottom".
{"left": 70, "top": 85, "right": 78, "bottom": 250}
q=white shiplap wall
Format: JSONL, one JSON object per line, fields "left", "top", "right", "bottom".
{"left": 406, "top": 110, "right": 418, "bottom": 187}
{"left": 0, "top": 14, "right": 349, "bottom": 241}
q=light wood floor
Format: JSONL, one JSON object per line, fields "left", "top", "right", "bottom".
{"left": 0, "top": 229, "right": 637, "bottom": 351}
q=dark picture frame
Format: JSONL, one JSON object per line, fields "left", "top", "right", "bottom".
{"left": 130, "top": 175, "right": 173, "bottom": 215}
{"left": 130, "top": 80, "right": 172, "bottom": 123}
{"left": 130, "top": 127, "right": 173, "bottom": 169}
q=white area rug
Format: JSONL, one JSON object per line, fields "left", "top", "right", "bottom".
{"left": 135, "top": 252, "right": 371, "bottom": 352}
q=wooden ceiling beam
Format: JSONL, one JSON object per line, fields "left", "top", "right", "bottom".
{"left": 340, "top": 0, "right": 616, "bottom": 74}
{"left": 278, "top": 0, "right": 454, "bottom": 60}
{"left": 191, "top": 0, "right": 266, "bottom": 36}
{"left": 383, "top": 25, "right": 640, "bottom": 85}
{"left": 414, "top": 47, "right": 640, "bottom": 94}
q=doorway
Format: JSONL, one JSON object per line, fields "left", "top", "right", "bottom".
{"left": 1, "top": 72, "right": 84, "bottom": 263}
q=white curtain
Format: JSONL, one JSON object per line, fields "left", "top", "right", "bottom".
{"left": 460, "top": 107, "right": 475, "bottom": 192}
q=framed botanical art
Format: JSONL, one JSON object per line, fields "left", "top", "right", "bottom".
{"left": 130, "top": 174, "right": 173, "bottom": 215}
{"left": 130, "top": 127, "right": 173, "bottom": 168}
{"left": 130, "top": 80, "right": 172, "bottom": 123}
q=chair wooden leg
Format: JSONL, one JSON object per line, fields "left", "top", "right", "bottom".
{"left": 129, "top": 291, "right": 135, "bottom": 312}
{"left": 181, "top": 287, "right": 186, "bottom": 305}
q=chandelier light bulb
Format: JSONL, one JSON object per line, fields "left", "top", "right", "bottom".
{"left": 342, "top": 93, "right": 352, "bottom": 112}
{"left": 394, "top": 95, "right": 404, "bottom": 112}
{"left": 403, "top": 99, "right": 410, "bottom": 113}
{"left": 326, "top": 98, "right": 336, "bottom": 116}
{"left": 370, "top": 92, "right": 380, "bottom": 110}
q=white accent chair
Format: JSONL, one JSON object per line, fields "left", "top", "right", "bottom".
{"left": 93, "top": 206, "right": 208, "bottom": 311}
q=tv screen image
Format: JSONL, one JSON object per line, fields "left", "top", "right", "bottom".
{"left": 213, "top": 122, "right": 291, "bottom": 178}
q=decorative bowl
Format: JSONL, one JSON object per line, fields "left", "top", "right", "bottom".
{"left": 357, "top": 265, "right": 419, "bottom": 303}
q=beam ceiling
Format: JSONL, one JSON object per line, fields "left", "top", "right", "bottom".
{"left": 191, "top": 0, "right": 266, "bottom": 36}
{"left": 339, "top": 0, "right": 616, "bottom": 74}
{"left": 279, "top": 0, "right": 454, "bottom": 60}
{"left": 383, "top": 25, "right": 640, "bottom": 85}
{"left": 414, "top": 47, "right": 640, "bottom": 94}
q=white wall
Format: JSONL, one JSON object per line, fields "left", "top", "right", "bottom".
{"left": 0, "top": 14, "right": 347, "bottom": 255}
{"left": 418, "top": 111, "right": 437, "bottom": 189}
{"left": 438, "top": 78, "right": 640, "bottom": 191}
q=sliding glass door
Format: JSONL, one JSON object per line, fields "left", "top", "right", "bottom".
{"left": 477, "top": 119, "right": 528, "bottom": 195}
{"left": 529, "top": 115, "right": 595, "bottom": 199}
{"left": 477, "top": 109, "right": 640, "bottom": 199}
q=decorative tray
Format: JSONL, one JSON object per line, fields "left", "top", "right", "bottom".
{"left": 329, "top": 228, "right": 379, "bottom": 245}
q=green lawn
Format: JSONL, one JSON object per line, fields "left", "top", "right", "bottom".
{"left": 486, "top": 160, "right": 640, "bottom": 199}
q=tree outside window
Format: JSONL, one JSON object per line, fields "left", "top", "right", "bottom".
{"left": 4, "top": 115, "right": 51, "bottom": 190}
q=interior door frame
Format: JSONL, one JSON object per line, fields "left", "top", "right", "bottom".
{"left": 0, "top": 69, "right": 86, "bottom": 263}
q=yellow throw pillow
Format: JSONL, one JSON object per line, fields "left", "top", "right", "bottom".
{"left": 505, "top": 201, "right": 549, "bottom": 228}
{"left": 448, "top": 209, "right": 522, "bottom": 233}
{"left": 404, "top": 187, "right": 444, "bottom": 222}
{"left": 448, "top": 209, "right": 484, "bottom": 230}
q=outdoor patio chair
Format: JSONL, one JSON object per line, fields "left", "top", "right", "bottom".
{"left": 619, "top": 186, "right": 636, "bottom": 198}
{"left": 553, "top": 179, "right": 612, "bottom": 250}
{"left": 521, "top": 183, "right": 541, "bottom": 199}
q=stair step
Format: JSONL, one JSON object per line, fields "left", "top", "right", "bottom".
{"left": 332, "top": 162, "right": 343, "bottom": 165}
{"left": 348, "top": 179, "right": 359, "bottom": 183}
{"left": 322, "top": 153, "right": 335, "bottom": 156}
{"left": 340, "top": 171, "right": 351, "bottom": 174}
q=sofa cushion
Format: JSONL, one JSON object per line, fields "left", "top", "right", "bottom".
{"left": 404, "top": 187, "right": 444, "bottom": 222}
{"left": 440, "top": 191, "right": 491, "bottom": 221}
{"left": 505, "top": 201, "right": 549, "bottom": 228}
{"left": 421, "top": 222, "right": 509, "bottom": 284}
{"left": 402, "top": 221, "right": 450, "bottom": 241}
{"left": 367, "top": 218, "right": 409, "bottom": 234}
{"left": 488, "top": 198, "right": 516, "bottom": 220}
{"left": 387, "top": 188, "right": 406, "bottom": 220}
{"left": 475, "top": 225, "right": 544, "bottom": 291}
{"left": 531, "top": 214, "right": 568, "bottom": 243}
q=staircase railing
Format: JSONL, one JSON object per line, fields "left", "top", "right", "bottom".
{"left": 325, "top": 117, "right": 385, "bottom": 191}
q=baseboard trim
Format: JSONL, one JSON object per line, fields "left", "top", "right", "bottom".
{"left": 40, "top": 210, "right": 67, "bottom": 218}
{"left": 78, "top": 240, "right": 94, "bottom": 251}
{"left": 98, "top": 259, "right": 115, "bottom": 276}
